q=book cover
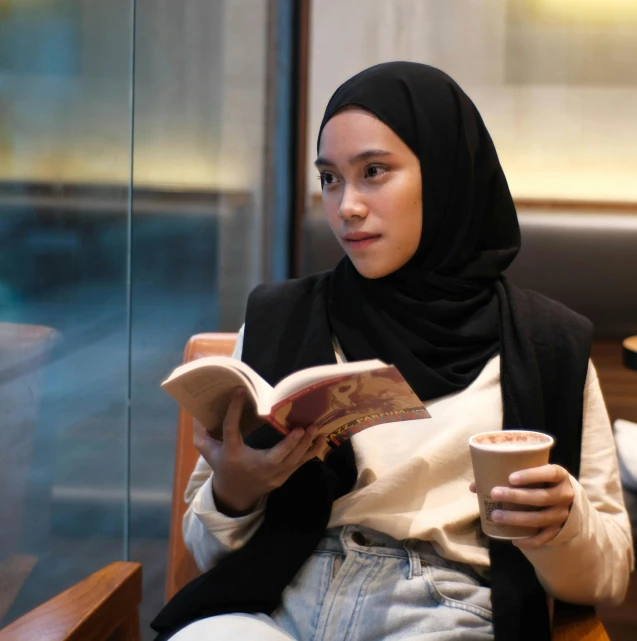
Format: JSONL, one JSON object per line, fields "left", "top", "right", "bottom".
{"left": 268, "top": 365, "right": 430, "bottom": 451}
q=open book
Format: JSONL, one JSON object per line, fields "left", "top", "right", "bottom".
{"left": 161, "top": 356, "right": 430, "bottom": 452}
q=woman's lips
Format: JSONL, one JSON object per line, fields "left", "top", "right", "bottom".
{"left": 343, "top": 234, "right": 381, "bottom": 249}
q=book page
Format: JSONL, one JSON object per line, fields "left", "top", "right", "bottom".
{"left": 268, "top": 365, "right": 430, "bottom": 451}
{"left": 162, "top": 355, "right": 272, "bottom": 403}
{"left": 161, "top": 365, "right": 266, "bottom": 440}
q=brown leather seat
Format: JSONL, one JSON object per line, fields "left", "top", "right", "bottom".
{"left": 165, "top": 333, "right": 238, "bottom": 601}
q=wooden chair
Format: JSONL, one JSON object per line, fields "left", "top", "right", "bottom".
{"left": 0, "top": 562, "right": 142, "bottom": 641}
{"left": 165, "top": 333, "right": 238, "bottom": 601}
{"left": 0, "top": 333, "right": 612, "bottom": 640}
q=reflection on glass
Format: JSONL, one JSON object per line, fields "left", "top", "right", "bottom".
{"left": 129, "top": 0, "right": 270, "bottom": 634}
{"left": 0, "top": 0, "right": 132, "bottom": 628}
{"left": 2, "top": 0, "right": 287, "bottom": 636}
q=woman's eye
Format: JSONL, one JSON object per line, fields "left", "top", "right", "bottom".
{"left": 320, "top": 171, "right": 337, "bottom": 186}
{"left": 365, "top": 165, "right": 388, "bottom": 179}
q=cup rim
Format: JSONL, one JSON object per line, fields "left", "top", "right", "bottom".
{"left": 469, "top": 430, "right": 554, "bottom": 452}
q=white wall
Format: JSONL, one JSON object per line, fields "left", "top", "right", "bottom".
{"left": 308, "top": 0, "right": 637, "bottom": 202}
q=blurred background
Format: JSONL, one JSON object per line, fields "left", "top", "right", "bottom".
{"left": 1, "top": 1, "right": 636, "bottom": 639}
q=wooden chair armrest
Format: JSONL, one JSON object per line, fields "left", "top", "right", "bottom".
{"left": 0, "top": 562, "right": 142, "bottom": 641}
{"left": 552, "top": 610, "right": 610, "bottom": 641}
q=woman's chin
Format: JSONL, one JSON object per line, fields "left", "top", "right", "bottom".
{"left": 349, "top": 258, "right": 394, "bottom": 280}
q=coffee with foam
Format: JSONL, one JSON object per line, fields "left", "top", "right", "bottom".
{"left": 471, "top": 431, "right": 551, "bottom": 451}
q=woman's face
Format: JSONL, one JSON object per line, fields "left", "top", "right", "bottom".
{"left": 316, "top": 107, "right": 422, "bottom": 279}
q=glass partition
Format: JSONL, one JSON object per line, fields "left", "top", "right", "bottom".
{"left": 0, "top": 0, "right": 133, "bottom": 624}
{"left": 129, "top": 0, "right": 270, "bottom": 628}
{"left": 0, "top": 1, "right": 273, "bottom": 638}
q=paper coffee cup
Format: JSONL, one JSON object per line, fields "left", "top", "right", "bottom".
{"left": 469, "top": 430, "right": 554, "bottom": 540}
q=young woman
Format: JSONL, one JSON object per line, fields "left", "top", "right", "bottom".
{"left": 153, "top": 62, "right": 633, "bottom": 641}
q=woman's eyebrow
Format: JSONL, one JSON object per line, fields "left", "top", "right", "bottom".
{"left": 315, "top": 148, "right": 393, "bottom": 168}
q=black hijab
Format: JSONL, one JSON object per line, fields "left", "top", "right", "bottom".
{"left": 324, "top": 62, "right": 520, "bottom": 401}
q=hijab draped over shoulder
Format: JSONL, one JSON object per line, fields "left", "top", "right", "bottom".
{"left": 323, "top": 62, "right": 521, "bottom": 400}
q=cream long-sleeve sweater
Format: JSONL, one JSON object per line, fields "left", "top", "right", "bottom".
{"left": 183, "top": 326, "right": 634, "bottom": 606}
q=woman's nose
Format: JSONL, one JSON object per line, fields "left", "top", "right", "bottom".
{"left": 338, "top": 186, "right": 368, "bottom": 220}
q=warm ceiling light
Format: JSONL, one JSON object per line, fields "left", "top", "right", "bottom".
{"left": 529, "top": 0, "right": 637, "bottom": 24}
{"left": 0, "top": 0, "right": 59, "bottom": 8}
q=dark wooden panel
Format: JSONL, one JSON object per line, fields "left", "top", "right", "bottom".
{"left": 591, "top": 340, "right": 637, "bottom": 424}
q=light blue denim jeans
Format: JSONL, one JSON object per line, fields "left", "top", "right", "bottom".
{"left": 171, "top": 525, "right": 494, "bottom": 641}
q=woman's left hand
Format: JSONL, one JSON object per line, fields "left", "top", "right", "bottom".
{"left": 469, "top": 464, "right": 575, "bottom": 549}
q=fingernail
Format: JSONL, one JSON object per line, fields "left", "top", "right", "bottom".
{"left": 491, "top": 488, "right": 504, "bottom": 499}
{"left": 491, "top": 510, "right": 503, "bottom": 522}
{"left": 510, "top": 472, "right": 521, "bottom": 484}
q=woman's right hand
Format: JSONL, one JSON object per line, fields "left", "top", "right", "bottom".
{"left": 193, "top": 388, "right": 325, "bottom": 517}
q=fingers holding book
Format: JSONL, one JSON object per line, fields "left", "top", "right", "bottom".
{"left": 221, "top": 386, "right": 248, "bottom": 454}
{"left": 194, "top": 388, "right": 327, "bottom": 517}
{"left": 268, "top": 425, "right": 325, "bottom": 467}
